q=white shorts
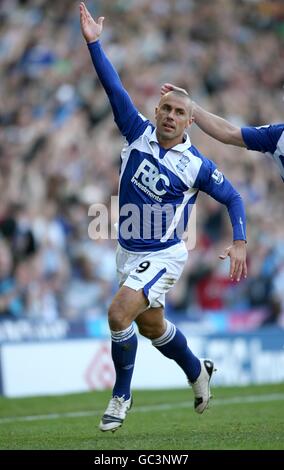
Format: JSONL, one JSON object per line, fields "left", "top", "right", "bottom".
{"left": 116, "top": 241, "right": 188, "bottom": 308}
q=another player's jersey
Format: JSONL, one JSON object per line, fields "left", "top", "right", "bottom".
{"left": 241, "top": 124, "right": 284, "bottom": 181}
{"left": 88, "top": 41, "right": 246, "bottom": 252}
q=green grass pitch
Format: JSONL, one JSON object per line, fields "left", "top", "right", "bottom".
{"left": 0, "top": 383, "right": 283, "bottom": 450}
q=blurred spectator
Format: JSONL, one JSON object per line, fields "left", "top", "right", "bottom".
{"left": 0, "top": 239, "right": 24, "bottom": 319}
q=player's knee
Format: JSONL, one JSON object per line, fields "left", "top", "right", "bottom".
{"left": 108, "top": 300, "right": 128, "bottom": 330}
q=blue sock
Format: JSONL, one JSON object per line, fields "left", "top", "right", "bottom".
{"left": 111, "top": 324, "right": 137, "bottom": 400}
{"left": 152, "top": 320, "right": 201, "bottom": 383}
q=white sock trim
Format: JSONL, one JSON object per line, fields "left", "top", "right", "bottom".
{"left": 152, "top": 320, "right": 176, "bottom": 347}
{"left": 111, "top": 324, "right": 135, "bottom": 343}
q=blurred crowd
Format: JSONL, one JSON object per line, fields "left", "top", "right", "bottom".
{"left": 0, "top": 0, "right": 283, "bottom": 328}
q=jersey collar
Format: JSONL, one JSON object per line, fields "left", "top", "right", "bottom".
{"left": 149, "top": 128, "right": 191, "bottom": 152}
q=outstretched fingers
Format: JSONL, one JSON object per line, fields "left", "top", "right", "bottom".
{"left": 80, "top": 2, "right": 89, "bottom": 17}
{"left": 219, "top": 244, "right": 247, "bottom": 282}
{"left": 79, "top": 2, "right": 104, "bottom": 43}
{"left": 231, "top": 258, "right": 244, "bottom": 282}
{"left": 236, "top": 258, "right": 247, "bottom": 282}
{"left": 80, "top": 2, "right": 94, "bottom": 25}
{"left": 79, "top": 2, "right": 87, "bottom": 25}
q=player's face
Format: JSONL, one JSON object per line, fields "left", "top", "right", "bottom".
{"left": 155, "top": 93, "right": 192, "bottom": 147}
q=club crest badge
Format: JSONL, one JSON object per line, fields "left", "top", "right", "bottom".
{"left": 211, "top": 168, "right": 224, "bottom": 184}
{"left": 176, "top": 155, "right": 190, "bottom": 172}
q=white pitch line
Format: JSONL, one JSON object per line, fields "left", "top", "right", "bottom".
{"left": 0, "top": 393, "right": 283, "bottom": 425}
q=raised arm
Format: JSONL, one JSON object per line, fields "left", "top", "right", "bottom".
{"left": 193, "top": 104, "right": 245, "bottom": 147}
{"left": 161, "top": 83, "right": 245, "bottom": 147}
{"left": 80, "top": 2, "right": 147, "bottom": 142}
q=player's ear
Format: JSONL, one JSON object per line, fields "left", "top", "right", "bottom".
{"left": 187, "top": 116, "right": 194, "bottom": 127}
{"left": 155, "top": 106, "right": 158, "bottom": 118}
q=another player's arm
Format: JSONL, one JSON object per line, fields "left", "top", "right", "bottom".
{"left": 193, "top": 104, "right": 246, "bottom": 147}
{"left": 195, "top": 161, "right": 247, "bottom": 282}
{"left": 161, "top": 83, "right": 245, "bottom": 147}
{"left": 80, "top": 2, "right": 145, "bottom": 141}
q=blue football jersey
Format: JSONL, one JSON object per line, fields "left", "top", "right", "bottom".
{"left": 88, "top": 41, "right": 246, "bottom": 252}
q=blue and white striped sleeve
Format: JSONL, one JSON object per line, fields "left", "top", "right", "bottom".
{"left": 194, "top": 158, "right": 247, "bottom": 241}
{"left": 87, "top": 41, "right": 148, "bottom": 144}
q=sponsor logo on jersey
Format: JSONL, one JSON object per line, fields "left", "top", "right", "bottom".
{"left": 131, "top": 159, "right": 170, "bottom": 202}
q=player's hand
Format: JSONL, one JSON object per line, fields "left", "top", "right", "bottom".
{"left": 219, "top": 240, "right": 247, "bottom": 282}
{"left": 80, "top": 2, "right": 104, "bottom": 44}
{"left": 160, "top": 83, "right": 188, "bottom": 96}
